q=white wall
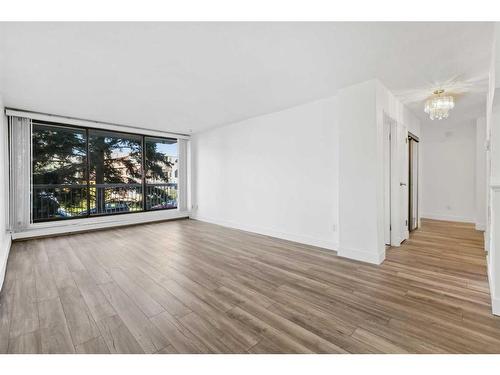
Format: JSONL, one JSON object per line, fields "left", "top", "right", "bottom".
{"left": 0, "top": 95, "right": 11, "bottom": 291}
{"left": 336, "top": 79, "right": 421, "bottom": 264}
{"left": 337, "top": 80, "right": 384, "bottom": 263}
{"left": 192, "top": 97, "right": 339, "bottom": 250}
{"left": 376, "top": 81, "right": 421, "bottom": 245}
{"left": 376, "top": 83, "right": 421, "bottom": 138}
{"left": 192, "top": 78, "right": 419, "bottom": 264}
{"left": 476, "top": 117, "right": 487, "bottom": 231}
{"left": 421, "top": 120, "right": 476, "bottom": 223}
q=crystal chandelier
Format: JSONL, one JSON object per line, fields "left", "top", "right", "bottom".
{"left": 424, "top": 89, "right": 455, "bottom": 120}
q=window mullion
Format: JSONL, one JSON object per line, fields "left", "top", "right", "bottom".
{"left": 142, "top": 135, "right": 146, "bottom": 212}
{"left": 86, "top": 128, "right": 90, "bottom": 217}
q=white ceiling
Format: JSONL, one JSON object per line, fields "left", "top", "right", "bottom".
{"left": 0, "top": 22, "right": 495, "bottom": 133}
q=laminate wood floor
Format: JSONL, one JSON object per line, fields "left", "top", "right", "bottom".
{"left": 1, "top": 218, "right": 499, "bottom": 353}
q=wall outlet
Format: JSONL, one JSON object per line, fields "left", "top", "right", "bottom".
{"left": 332, "top": 224, "right": 337, "bottom": 232}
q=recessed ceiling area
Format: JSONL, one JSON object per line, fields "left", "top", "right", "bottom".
{"left": 0, "top": 22, "right": 494, "bottom": 133}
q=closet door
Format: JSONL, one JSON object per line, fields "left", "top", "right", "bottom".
{"left": 409, "top": 137, "right": 419, "bottom": 231}
{"left": 399, "top": 125, "right": 409, "bottom": 240}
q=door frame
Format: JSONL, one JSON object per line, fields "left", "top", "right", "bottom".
{"left": 383, "top": 114, "right": 392, "bottom": 245}
{"left": 408, "top": 132, "right": 420, "bottom": 232}
{"left": 385, "top": 113, "right": 409, "bottom": 247}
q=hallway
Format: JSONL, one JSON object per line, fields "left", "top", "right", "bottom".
{"left": 382, "top": 219, "right": 498, "bottom": 352}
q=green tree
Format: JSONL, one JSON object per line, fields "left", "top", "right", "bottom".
{"left": 32, "top": 125, "right": 86, "bottom": 185}
{"left": 88, "top": 133, "right": 143, "bottom": 213}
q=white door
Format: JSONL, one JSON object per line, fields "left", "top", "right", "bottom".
{"left": 409, "top": 138, "right": 419, "bottom": 231}
{"left": 383, "top": 117, "right": 391, "bottom": 245}
{"left": 400, "top": 126, "right": 409, "bottom": 240}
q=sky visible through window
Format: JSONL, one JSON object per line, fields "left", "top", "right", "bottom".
{"left": 110, "top": 138, "right": 177, "bottom": 158}
{"left": 155, "top": 140, "right": 177, "bottom": 157}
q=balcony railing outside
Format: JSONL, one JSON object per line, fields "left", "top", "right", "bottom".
{"left": 32, "top": 182, "right": 178, "bottom": 222}
{"left": 33, "top": 184, "right": 88, "bottom": 220}
{"left": 90, "top": 183, "right": 143, "bottom": 216}
{"left": 145, "top": 183, "right": 178, "bottom": 210}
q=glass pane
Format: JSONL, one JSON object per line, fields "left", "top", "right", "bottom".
{"left": 32, "top": 124, "right": 86, "bottom": 185}
{"left": 33, "top": 185, "right": 89, "bottom": 220}
{"left": 32, "top": 123, "right": 88, "bottom": 221}
{"left": 88, "top": 130, "right": 143, "bottom": 215}
{"left": 88, "top": 184, "right": 143, "bottom": 215}
{"left": 89, "top": 130, "right": 143, "bottom": 184}
{"left": 145, "top": 137, "right": 178, "bottom": 210}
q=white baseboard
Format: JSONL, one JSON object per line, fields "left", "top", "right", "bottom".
{"left": 0, "top": 236, "right": 12, "bottom": 292}
{"left": 492, "top": 296, "right": 500, "bottom": 316}
{"left": 475, "top": 223, "right": 486, "bottom": 231}
{"left": 487, "top": 258, "right": 500, "bottom": 316}
{"left": 13, "top": 210, "right": 191, "bottom": 240}
{"left": 421, "top": 213, "right": 475, "bottom": 223}
{"left": 337, "top": 246, "right": 385, "bottom": 265}
{"left": 192, "top": 215, "right": 338, "bottom": 251}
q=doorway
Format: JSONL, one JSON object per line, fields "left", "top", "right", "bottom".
{"left": 408, "top": 132, "right": 419, "bottom": 232}
{"left": 385, "top": 114, "right": 413, "bottom": 246}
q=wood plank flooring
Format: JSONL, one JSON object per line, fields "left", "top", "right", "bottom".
{"left": 0, "top": 218, "right": 499, "bottom": 353}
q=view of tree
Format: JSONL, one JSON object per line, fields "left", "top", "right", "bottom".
{"left": 32, "top": 122, "right": 178, "bottom": 221}
{"left": 32, "top": 124, "right": 86, "bottom": 185}
{"left": 32, "top": 124, "right": 87, "bottom": 219}
{"left": 89, "top": 130, "right": 143, "bottom": 214}
{"left": 144, "top": 137, "right": 178, "bottom": 210}
{"left": 145, "top": 138, "right": 175, "bottom": 183}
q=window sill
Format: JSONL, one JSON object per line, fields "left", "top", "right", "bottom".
{"left": 12, "top": 209, "right": 191, "bottom": 240}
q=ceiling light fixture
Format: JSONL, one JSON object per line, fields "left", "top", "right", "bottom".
{"left": 424, "top": 89, "right": 455, "bottom": 120}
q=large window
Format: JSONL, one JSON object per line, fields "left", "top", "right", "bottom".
{"left": 32, "top": 121, "right": 179, "bottom": 222}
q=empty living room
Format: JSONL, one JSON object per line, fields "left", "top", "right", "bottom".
{"left": 1, "top": 0, "right": 500, "bottom": 372}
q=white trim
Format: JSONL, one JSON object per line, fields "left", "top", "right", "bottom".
{"left": 421, "top": 213, "right": 475, "bottom": 223}
{"left": 13, "top": 210, "right": 191, "bottom": 239}
{"left": 193, "top": 215, "right": 338, "bottom": 251}
{"left": 337, "top": 246, "right": 385, "bottom": 265}
{"left": 492, "top": 296, "right": 500, "bottom": 316}
{"left": 490, "top": 185, "right": 500, "bottom": 315}
{"left": 5, "top": 108, "right": 190, "bottom": 140}
{"left": 488, "top": 255, "right": 493, "bottom": 296}
{"left": 476, "top": 223, "right": 486, "bottom": 231}
{"left": 487, "top": 258, "right": 500, "bottom": 316}
{"left": 0, "top": 236, "right": 12, "bottom": 292}
{"left": 177, "top": 139, "right": 189, "bottom": 211}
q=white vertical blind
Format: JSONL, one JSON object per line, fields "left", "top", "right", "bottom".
{"left": 9, "top": 116, "right": 31, "bottom": 232}
{"left": 178, "top": 138, "right": 190, "bottom": 212}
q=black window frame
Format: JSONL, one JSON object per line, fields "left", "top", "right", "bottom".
{"left": 31, "top": 120, "right": 179, "bottom": 223}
